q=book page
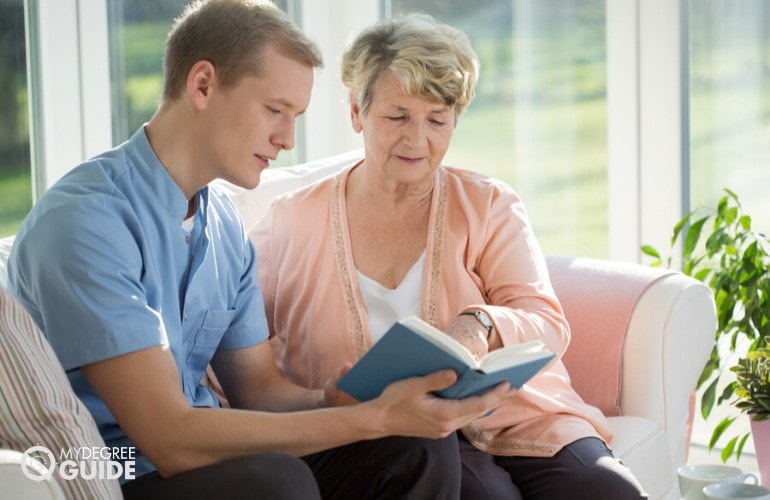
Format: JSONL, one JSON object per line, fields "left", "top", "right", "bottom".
{"left": 478, "top": 340, "right": 546, "bottom": 372}
{"left": 400, "top": 316, "right": 478, "bottom": 367}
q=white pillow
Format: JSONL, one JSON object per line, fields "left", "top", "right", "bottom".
{"left": 0, "top": 236, "right": 15, "bottom": 290}
{"left": 214, "top": 149, "right": 363, "bottom": 230}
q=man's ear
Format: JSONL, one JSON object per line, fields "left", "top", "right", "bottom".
{"left": 187, "top": 60, "right": 217, "bottom": 110}
{"left": 349, "top": 92, "right": 363, "bottom": 134}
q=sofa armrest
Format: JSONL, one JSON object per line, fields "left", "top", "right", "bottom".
{"left": 0, "top": 448, "right": 65, "bottom": 499}
{"left": 547, "top": 256, "right": 715, "bottom": 470}
{"left": 621, "top": 272, "right": 715, "bottom": 468}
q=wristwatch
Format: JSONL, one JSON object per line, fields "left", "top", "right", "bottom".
{"left": 460, "top": 309, "right": 494, "bottom": 338}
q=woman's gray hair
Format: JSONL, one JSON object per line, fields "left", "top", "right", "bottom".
{"left": 341, "top": 13, "right": 479, "bottom": 117}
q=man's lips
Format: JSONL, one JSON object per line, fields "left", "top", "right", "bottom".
{"left": 255, "top": 154, "right": 270, "bottom": 168}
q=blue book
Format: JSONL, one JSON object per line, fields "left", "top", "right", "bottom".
{"left": 336, "top": 315, "right": 555, "bottom": 401}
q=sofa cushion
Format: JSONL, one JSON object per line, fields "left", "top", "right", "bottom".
{"left": 0, "top": 286, "right": 122, "bottom": 499}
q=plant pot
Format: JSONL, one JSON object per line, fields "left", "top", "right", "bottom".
{"left": 750, "top": 416, "right": 770, "bottom": 487}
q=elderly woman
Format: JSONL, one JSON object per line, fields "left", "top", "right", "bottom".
{"left": 250, "top": 13, "right": 646, "bottom": 500}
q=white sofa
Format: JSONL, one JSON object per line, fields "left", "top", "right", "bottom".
{"left": 0, "top": 149, "right": 716, "bottom": 499}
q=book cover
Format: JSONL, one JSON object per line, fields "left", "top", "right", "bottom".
{"left": 336, "top": 316, "right": 554, "bottom": 401}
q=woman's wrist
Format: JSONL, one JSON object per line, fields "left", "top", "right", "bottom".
{"left": 460, "top": 309, "right": 494, "bottom": 339}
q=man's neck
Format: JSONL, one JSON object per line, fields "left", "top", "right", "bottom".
{"left": 145, "top": 106, "right": 210, "bottom": 201}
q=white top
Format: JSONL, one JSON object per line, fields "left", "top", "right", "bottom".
{"left": 357, "top": 251, "right": 425, "bottom": 343}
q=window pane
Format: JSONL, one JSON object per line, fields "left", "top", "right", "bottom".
{"left": 388, "top": 0, "right": 607, "bottom": 256}
{"left": 687, "top": 0, "right": 770, "bottom": 456}
{"left": 0, "top": 0, "right": 32, "bottom": 237}
{"left": 107, "top": 0, "right": 296, "bottom": 165}
{"left": 689, "top": 0, "right": 770, "bottom": 233}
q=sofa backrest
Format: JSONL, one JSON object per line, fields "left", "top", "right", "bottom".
{"left": 213, "top": 149, "right": 364, "bottom": 231}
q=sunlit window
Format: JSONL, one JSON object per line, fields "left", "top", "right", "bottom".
{"left": 689, "top": 0, "right": 770, "bottom": 233}
{"left": 687, "top": 0, "right": 770, "bottom": 455}
{"left": 107, "top": 0, "right": 294, "bottom": 164}
{"left": 389, "top": 0, "right": 607, "bottom": 257}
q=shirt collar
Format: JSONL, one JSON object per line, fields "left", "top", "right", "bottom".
{"left": 124, "top": 126, "right": 205, "bottom": 222}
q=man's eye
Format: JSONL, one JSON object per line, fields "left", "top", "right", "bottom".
{"left": 268, "top": 107, "right": 281, "bottom": 114}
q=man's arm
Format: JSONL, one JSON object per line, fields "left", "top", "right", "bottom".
{"left": 82, "top": 342, "right": 509, "bottom": 478}
{"left": 210, "top": 342, "right": 327, "bottom": 412}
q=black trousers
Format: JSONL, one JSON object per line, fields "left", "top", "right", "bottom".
{"left": 122, "top": 434, "right": 461, "bottom": 500}
{"left": 121, "top": 451, "right": 320, "bottom": 500}
{"left": 302, "top": 434, "right": 461, "bottom": 499}
{"left": 459, "top": 432, "right": 648, "bottom": 500}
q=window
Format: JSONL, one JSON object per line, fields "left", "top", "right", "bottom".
{"left": 107, "top": 0, "right": 296, "bottom": 166}
{"left": 686, "top": 0, "right": 770, "bottom": 455}
{"left": 388, "top": 0, "right": 608, "bottom": 257}
{"left": 0, "top": 0, "right": 32, "bottom": 237}
{"left": 689, "top": 0, "right": 770, "bottom": 232}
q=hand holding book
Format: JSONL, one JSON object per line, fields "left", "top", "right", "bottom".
{"left": 336, "top": 316, "right": 555, "bottom": 402}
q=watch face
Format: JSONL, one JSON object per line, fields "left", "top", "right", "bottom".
{"left": 476, "top": 311, "right": 493, "bottom": 330}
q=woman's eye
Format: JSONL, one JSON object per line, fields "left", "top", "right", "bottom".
{"left": 430, "top": 119, "right": 446, "bottom": 126}
{"left": 268, "top": 107, "right": 281, "bottom": 114}
{"left": 387, "top": 116, "right": 405, "bottom": 121}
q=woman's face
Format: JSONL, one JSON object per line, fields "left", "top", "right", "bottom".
{"left": 351, "top": 72, "right": 456, "bottom": 187}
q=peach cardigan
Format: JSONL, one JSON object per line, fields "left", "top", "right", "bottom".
{"left": 249, "top": 161, "right": 612, "bottom": 457}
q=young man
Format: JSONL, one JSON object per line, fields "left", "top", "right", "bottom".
{"left": 8, "top": 1, "right": 508, "bottom": 498}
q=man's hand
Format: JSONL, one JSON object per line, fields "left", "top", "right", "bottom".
{"left": 364, "top": 370, "right": 509, "bottom": 439}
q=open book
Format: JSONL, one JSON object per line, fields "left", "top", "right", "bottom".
{"left": 336, "top": 315, "right": 555, "bottom": 401}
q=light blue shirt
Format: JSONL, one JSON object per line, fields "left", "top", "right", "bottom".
{"left": 8, "top": 127, "right": 268, "bottom": 478}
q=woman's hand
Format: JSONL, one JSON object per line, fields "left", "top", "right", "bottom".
{"left": 443, "top": 315, "right": 490, "bottom": 360}
{"left": 322, "top": 363, "right": 359, "bottom": 407}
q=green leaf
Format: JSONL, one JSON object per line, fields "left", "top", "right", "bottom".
{"left": 684, "top": 217, "right": 709, "bottom": 257}
{"left": 709, "top": 416, "right": 736, "bottom": 451}
{"left": 735, "top": 433, "right": 750, "bottom": 461}
{"left": 641, "top": 245, "right": 660, "bottom": 260}
{"left": 701, "top": 378, "right": 719, "bottom": 418}
{"left": 739, "top": 215, "right": 752, "bottom": 231}
{"left": 720, "top": 436, "right": 737, "bottom": 462}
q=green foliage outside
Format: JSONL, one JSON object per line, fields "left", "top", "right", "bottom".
{"left": 0, "top": 166, "right": 31, "bottom": 236}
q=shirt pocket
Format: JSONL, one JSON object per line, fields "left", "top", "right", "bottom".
{"left": 184, "top": 308, "right": 237, "bottom": 400}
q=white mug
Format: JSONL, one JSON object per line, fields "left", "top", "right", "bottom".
{"left": 678, "top": 464, "right": 759, "bottom": 500}
{"left": 703, "top": 482, "right": 770, "bottom": 499}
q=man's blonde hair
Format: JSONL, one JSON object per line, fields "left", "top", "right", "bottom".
{"left": 341, "top": 13, "right": 479, "bottom": 117}
{"left": 162, "top": 0, "right": 323, "bottom": 102}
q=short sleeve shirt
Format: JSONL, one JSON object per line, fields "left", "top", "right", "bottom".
{"left": 8, "top": 127, "right": 268, "bottom": 476}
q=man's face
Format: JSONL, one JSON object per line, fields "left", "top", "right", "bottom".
{"left": 207, "top": 45, "right": 314, "bottom": 189}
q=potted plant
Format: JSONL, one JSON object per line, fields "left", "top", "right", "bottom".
{"left": 642, "top": 189, "right": 770, "bottom": 463}
{"left": 730, "top": 337, "right": 770, "bottom": 485}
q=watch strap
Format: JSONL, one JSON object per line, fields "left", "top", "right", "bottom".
{"left": 460, "top": 309, "right": 493, "bottom": 337}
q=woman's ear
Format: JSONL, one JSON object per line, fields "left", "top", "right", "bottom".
{"left": 349, "top": 93, "right": 363, "bottom": 134}
{"left": 187, "top": 60, "right": 217, "bottom": 110}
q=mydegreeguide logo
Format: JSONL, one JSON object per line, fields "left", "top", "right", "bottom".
{"left": 21, "top": 445, "right": 136, "bottom": 482}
